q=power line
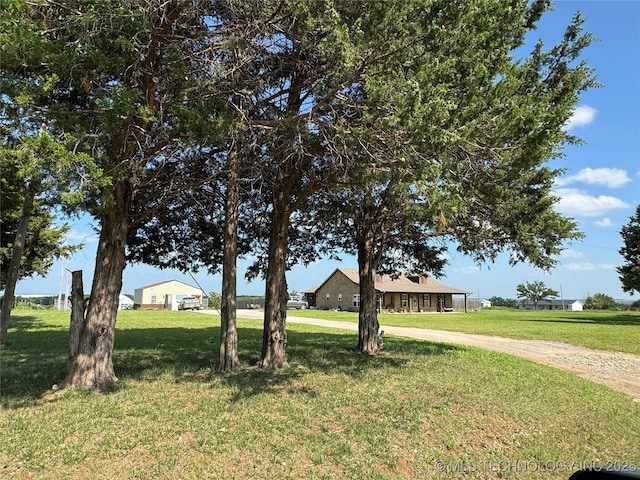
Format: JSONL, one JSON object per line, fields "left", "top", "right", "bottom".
{"left": 573, "top": 242, "right": 619, "bottom": 251}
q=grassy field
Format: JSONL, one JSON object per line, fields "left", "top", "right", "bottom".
{"left": 1, "top": 309, "right": 639, "bottom": 479}
{"left": 284, "top": 308, "right": 640, "bottom": 355}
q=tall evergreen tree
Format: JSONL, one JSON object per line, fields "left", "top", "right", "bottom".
{"left": 617, "top": 205, "right": 640, "bottom": 295}
{"left": 296, "top": 0, "right": 594, "bottom": 354}
{"left": 1, "top": 1, "right": 223, "bottom": 388}
{"left": 0, "top": 134, "right": 82, "bottom": 345}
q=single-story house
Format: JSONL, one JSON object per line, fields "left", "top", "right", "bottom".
{"left": 518, "top": 299, "right": 584, "bottom": 311}
{"left": 133, "top": 280, "right": 203, "bottom": 311}
{"left": 307, "top": 268, "right": 472, "bottom": 313}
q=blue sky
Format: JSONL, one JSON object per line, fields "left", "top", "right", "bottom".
{"left": 14, "top": 1, "right": 640, "bottom": 301}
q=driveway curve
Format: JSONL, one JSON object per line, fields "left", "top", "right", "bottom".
{"left": 234, "top": 309, "right": 640, "bottom": 401}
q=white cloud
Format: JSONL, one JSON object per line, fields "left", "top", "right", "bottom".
{"left": 560, "top": 249, "right": 584, "bottom": 259}
{"left": 555, "top": 168, "right": 631, "bottom": 188}
{"left": 554, "top": 188, "right": 629, "bottom": 217}
{"left": 594, "top": 217, "right": 614, "bottom": 227}
{"left": 453, "top": 266, "right": 480, "bottom": 274}
{"left": 565, "top": 105, "right": 597, "bottom": 130}
{"left": 565, "top": 262, "right": 616, "bottom": 271}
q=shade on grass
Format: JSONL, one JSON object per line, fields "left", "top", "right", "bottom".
{"left": 1, "top": 309, "right": 638, "bottom": 479}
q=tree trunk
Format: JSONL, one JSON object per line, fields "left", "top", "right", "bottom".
{"left": 357, "top": 227, "right": 380, "bottom": 355}
{"left": 220, "top": 147, "right": 240, "bottom": 373}
{"left": 257, "top": 194, "right": 290, "bottom": 369}
{"left": 62, "top": 189, "right": 129, "bottom": 391}
{"left": 0, "top": 188, "right": 35, "bottom": 347}
{"left": 68, "top": 270, "right": 86, "bottom": 365}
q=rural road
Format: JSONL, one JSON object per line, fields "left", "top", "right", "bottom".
{"left": 232, "top": 309, "right": 640, "bottom": 402}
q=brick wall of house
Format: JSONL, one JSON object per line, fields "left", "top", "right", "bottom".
{"left": 316, "top": 271, "right": 359, "bottom": 310}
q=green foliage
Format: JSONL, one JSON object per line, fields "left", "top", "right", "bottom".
{"left": 617, "top": 205, "right": 640, "bottom": 295}
{"left": 0, "top": 133, "right": 86, "bottom": 289}
{"left": 295, "top": 0, "right": 594, "bottom": 282}
{"left": 489, "top": 296, "right": 518, "bottom": 308}
{"left": 2, "top": 0, "right": 597, "bottom": 279}
{"left": 207, "top": 291, "right": 222, "bottom": 311}
{"left": 584, "top": 293, "right": 617, "bottom": 310}
{"left": 0, "top": 1, "right": 218, "bottom": 221}
{"left": 516, "top": 281, "right": 559, "bottom": 307}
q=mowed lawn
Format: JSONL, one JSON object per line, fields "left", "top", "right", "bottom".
{"left": 286, "top": 308, "right": 640, "bottom": 355}
{"left": 1, "top": 309, "right": 638, "bottom": 480}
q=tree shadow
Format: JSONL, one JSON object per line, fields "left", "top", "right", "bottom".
{"left": 0, "top": 312, "right": 68, "bottom": 405}
{"left": 4, "top": 312, "right": 56, "bottom": 332}
{"left": 0, "top": 322, "right": 463, "bottom": 409}
{"left": 221, "top": 330, "right": 462, "bottom": 402}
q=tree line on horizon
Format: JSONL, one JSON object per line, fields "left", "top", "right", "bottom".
{"left": 490, "top": 291, "right": 640, "bottom": 311}
{"left": 1, "top": 0, "right": 607, "bottom": 391}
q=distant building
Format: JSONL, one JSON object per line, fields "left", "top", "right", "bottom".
{"left": 518, "top": 299, "right": 584, "bottom": 311}
{"left": 133, "top": 280, "right": 203, "bottom": 311}
{"left": 305, "top": 268, "right": 471, "bottom": 312}
{"left": 479, "top": 299, "right": 492, "bottom": 309}
{"left": 118, "top": 294, "right": 134, "bottom": 310}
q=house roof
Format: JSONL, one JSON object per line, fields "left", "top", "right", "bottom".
{"left": 134, "top": 279, "right": 201, "bottom": 291}
{"left": 522, "top": 299, "right": 583, "bottom": 306}
{"left": 317, "top": 268, "right": 471, "bottom": 295}
{"left": 119, "top": 294, "right": 134, "bottom": 304}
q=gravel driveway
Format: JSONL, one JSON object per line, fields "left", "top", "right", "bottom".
{"left": 235, "top": 310, "right": 640, "bottom": 401}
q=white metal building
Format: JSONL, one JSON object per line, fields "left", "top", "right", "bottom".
{"left": 133, "top": 280, "right": 203, "bottom": 311}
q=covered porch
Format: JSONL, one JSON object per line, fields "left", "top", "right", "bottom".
{"left": 377, "top": 292, "right": 468, "bottom": 313}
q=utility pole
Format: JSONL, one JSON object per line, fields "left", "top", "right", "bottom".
{"left": 57, "top": 257, "right": 65, "bottom": 310}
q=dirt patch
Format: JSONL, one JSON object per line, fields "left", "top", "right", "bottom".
{"left": 233, "top": 310, "right": 640, "bottom": 402}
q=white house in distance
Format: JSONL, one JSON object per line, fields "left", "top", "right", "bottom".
{"left": 518, "top": 299, "right": 584, "bottom": 311}
{"left": 133, "top": 280, "right": 203, "bottom": 311}
{"left": 118, "top": 294, "right": 135, "bottom": 310}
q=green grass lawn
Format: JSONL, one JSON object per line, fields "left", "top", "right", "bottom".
{"left": 285, "top": 308, "right": 640, "bottom": 355}
{"left": 1, "top": 309, "right": 638, "bottom": 479}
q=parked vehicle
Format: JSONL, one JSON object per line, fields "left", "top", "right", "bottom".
{"left": 287, "top": 297, "right": 308, "bottom": 310}
{"left": 178, "top": 296, "right": 202, "bottom": 311}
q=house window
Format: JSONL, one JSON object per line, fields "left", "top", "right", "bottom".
{"left": 326, "top": 293, "right": 330, "bottom": 301}
{"left": 423, "top": 294, "right": 431, "bottom": 308}
{"left": 401, "top": 294, "right": 408, "bottom": 308}
{"left": 337, "top": 294, "right": 342, "bottom": 302}
{"left": 352, "top": 294, "right": 360, "bottom": 307}
{"left": 151, "top": 295, "right": 157, "bottom": 304}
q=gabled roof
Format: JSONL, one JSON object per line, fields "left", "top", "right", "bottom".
{"left": 316, "top": 268, "right": 471, "bottom": 295}
{"left": 135, "top": 279, "right": 201, "bottom": 291}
